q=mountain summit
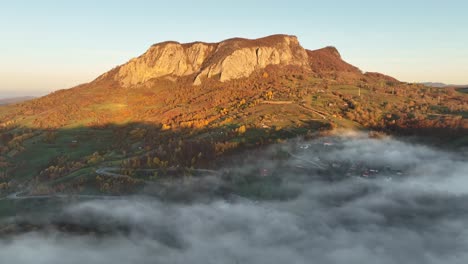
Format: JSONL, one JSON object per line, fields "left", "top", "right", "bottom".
{"left": 102, "top": 35, "right": 313, "bottom": 86}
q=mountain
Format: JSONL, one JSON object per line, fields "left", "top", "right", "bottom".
{"left": 0, "top": 34, "right": 466, "bottom": 196}
{"left": 101, "top": 35, "right": 392, "bottom": 87}
{"left": 0, "top": 96, "right": 35, "bottom": 105}
{"left": 0, "top": 34, "right": 405, "bottom": 129}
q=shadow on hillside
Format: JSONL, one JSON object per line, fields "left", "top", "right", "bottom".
{"left": 0, "top": 120, "right": 331, "bottom": 194}
{"left": 369, "top": 125, "right": 468, "bottom": 147}
{"left": 0, "top": 119, "right": 466, "bottom": 219}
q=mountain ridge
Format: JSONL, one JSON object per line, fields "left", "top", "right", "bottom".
{"left": 90, "top": 34, "right": 405, "bottom": 91}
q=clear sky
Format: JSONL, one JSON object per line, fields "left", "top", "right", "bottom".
{"left": 0, "top": 0, "right": 467, "bottom": 98}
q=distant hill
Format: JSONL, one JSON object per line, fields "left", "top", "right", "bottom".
{"left": 421, "top": 82, "right": 468, "bottom": 88}
{"left": 0, "top": 96, "right": 35, "bottom": 105}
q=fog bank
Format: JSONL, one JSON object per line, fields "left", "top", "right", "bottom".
{"left": 1, "top": 134, "right": 467, "bottom": 264}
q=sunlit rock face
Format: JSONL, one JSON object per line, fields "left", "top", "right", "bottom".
{"left": 115, "top": 42, "right": 215, "bottom": 86}
{"left": 193, "top": 35, "right": 309, "bottom": 85}
{"left": 112, "top": 34, "right": 310, "bottom": 86}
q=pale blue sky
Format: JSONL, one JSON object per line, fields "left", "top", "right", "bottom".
{"left": 0, "top": 0, "right": 467, "bottom": 98}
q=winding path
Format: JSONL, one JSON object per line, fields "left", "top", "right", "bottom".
{"left": 0, "top": 167, "right": 221, "bottom": 201}
{"left": 0, "top": 191, "right": 123, "bottom": 201}
{"left": 96, "top": 167, "right": 221, "bottom": 178}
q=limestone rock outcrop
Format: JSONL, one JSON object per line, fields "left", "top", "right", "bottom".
{"left": 111, "top": 34, "right": 310, "bottom": 86}
{"left": 193, "top": 35, "right": 309, "bottom": 85}
{"left": 115, "top": 42, "right": 215, "bottom": 86}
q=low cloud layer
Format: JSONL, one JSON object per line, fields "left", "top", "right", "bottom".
{"left": 1, "top": 133, "right": 468, "bottom": 264}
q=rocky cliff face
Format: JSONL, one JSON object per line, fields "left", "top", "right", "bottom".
{"left": 193, "top": 35, "right": 309, "bottom": 85}
{"left": 111, "top": 35, "right": 310, "bottom": 87}
{"left": 115, "top": 42, "right": 216, "bottom": 86}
